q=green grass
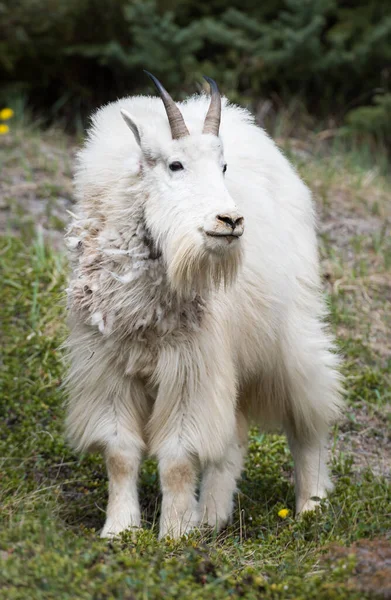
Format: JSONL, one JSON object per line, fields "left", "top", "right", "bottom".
{"left": 0, "top": 125, "right": 390, "bottom": 598}
{"left": 0, "top": 237, "right": 390, "bottom": 599}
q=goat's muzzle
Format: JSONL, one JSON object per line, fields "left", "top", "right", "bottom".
{"left": 204, "top": 211, "right": 244, "bottom": 242}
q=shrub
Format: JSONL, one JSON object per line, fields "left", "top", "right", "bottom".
{"left": 0, "top": 0, "right": 390, "bottom": 140}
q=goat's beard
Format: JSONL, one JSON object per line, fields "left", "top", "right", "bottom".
{"left": 166, "top": 232, "right": 243, "bottom": 298}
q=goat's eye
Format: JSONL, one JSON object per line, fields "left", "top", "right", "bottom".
{"left": 169, "top": 161, "right": 184, "bottom": 172}
{"left": 223, "top": 164, "right": 227, "bottom": 174}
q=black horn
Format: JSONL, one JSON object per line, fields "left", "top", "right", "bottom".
{"left": 202, "top": 76, "right": 221, "bottom": 136}
{"left": 144, "top": 70, "right": 189, "bottom": 139}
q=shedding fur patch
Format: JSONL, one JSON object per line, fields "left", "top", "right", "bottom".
{"left": 65, "top": 182, "right": 211, "bottom": 341}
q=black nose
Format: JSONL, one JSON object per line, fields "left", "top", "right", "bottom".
{"left": 217, "top": 215, "right": 244, "bottom": 230}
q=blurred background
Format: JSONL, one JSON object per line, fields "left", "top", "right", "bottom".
{"left": 1, "top": 0, "right": 390, "bottom": 144}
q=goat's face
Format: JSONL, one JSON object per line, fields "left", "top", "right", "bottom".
{"left": 142, "top": 133, "right": 243, "bottom": 294}
{"left": 121, "top": 76, "right": 244, "bottom": 296}
{"left": 146, "top": 134, "right": 243, "bottom": 248}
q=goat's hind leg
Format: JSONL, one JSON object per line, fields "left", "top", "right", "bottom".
{"left": 284, "top": 380, "right": 338, "bottom": 515}
{"left": 285, "top": 426, "right": 333, "bottom": 515}
{"left": 282, "top": 349, "right": 341, "bottom": 514}
{"left": 280, "top": 315, "right": 342, "bottom": 515}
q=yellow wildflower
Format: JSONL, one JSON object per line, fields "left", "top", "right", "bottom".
{"left": 0, "top": 124, "right": 10, "bottom": 135}
{"left": 0, "top": 108, "right": 14, "bottom": 120}
{"left": 278, "top": 508, "right": 289, "bottom": 519}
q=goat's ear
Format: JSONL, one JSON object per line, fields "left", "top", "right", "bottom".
{"left": 120, "top": 109, "right": 142, "bottom": 147}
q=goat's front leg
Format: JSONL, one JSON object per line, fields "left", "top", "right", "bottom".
{"left": 199, "top": 411, "right": 248, "bottom": 530}
{"left": 100, "top": 377, "right": 147, "bottom": 538}
{"left": 101, "top": 443, "right": 142, "bottom": 538}
{"left": 158, "top": 446, "right": 199, "bottom": 539}
{"left": 150, "top": 334, "right": 237, "bottom": 539}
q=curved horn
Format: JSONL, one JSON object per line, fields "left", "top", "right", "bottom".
{"left": 202, "top": 76, "right": 221, "bottom": 136}
{"left": 144, "top": 70, "right": 189, "bottom": 139}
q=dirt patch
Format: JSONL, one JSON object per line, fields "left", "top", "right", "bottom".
{"left": 333, "top": 407, "right": 391, "bottom": 479}
{"left": 325, "top": 538, "right": 391, "bottom": 599}
{"left": 318, "top": 172, "right": 391, "bottom": 361}
{"left": 0, "top": 129, "right": 75, "bottom": 249}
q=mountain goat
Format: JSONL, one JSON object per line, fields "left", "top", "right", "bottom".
{"left": 65, "top": 72, "right": 342, "bottom": 539}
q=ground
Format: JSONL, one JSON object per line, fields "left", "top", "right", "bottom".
{"left": 0, "top": 122, "right": 390, "bottom": 599}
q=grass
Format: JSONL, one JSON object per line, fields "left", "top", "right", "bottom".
{"left": 0, "top": 123, "right": 390, "bottom": 599}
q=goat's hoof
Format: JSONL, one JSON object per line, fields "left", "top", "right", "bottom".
{"left": 296, "top": 496, "right": 327, "bottom": 515}
{"left": 200, "top": 512, "right": 232, "bottom": 532}
{"left": 101, "top": 521, "right": 141, "bottom": 539}
{"left": 158, "top": 515, "right": 200, "bottom": 540}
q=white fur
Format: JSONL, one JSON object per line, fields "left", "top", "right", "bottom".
{"left": 64, "top": 92, "right": 343, "bottom": 539}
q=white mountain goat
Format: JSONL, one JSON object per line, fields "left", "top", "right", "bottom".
{"left": 65, "top": 72, "right": 342, "bottom": 539}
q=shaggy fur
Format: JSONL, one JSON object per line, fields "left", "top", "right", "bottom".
{"left": 65, "top": 91, "right": 343, "bottom": 539}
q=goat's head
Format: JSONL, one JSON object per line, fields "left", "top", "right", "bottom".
{"left": 121, "top": 72, "right": 244, "bottom": 296}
